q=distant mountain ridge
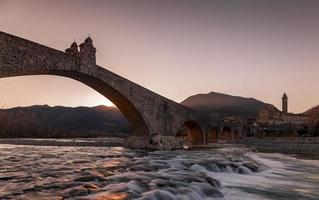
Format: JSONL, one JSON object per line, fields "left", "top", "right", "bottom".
{"left": 181, "top": 91, "right": 278, "bottom": 118}
{"left": 0, "top": 105, "right": 129, "bottom": 138}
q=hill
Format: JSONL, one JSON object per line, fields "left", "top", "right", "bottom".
{"left": 304, "top": 105, "right": 319, "bottom": 118}
{"left": 181, "top": 91, "right": 277, "bottom": 118}
{"left": 0, "top": 105, "right": 129, "bottom": 138}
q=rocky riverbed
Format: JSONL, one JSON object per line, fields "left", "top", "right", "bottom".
{"left": 0, "top": 141, "right": 318, "bottom": 199}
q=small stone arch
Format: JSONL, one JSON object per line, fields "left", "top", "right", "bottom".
{"left": 241, "top": 125, "right": 249, "bottom": 138}
{"left": 233, "top": 129, "right": 240, "bottom": 140}
{"left": 178, "top": 120, "right": 204, "bottom": 145}
{"left": 207, "top": 127, "right": 218, "bottom": 143}
{"left": 221, "top": 125, "right": 232, "bottom": 141}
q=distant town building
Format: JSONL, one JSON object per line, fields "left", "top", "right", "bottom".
{"left": 219, "top": 93, "right": 319, "bottom": 141}
{"left": 257, "top": 104, "right": 281, "bottom": 124}
{"left": 257, "top": 93, "right": 309, "bottom": 125}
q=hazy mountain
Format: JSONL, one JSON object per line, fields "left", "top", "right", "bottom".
{"left": 0, "top": 91, "right": 281, "bottom": 138}
{"left": 0, "top": 105, "right": 129, "bottom": 138}
{"left": 181, "top": 91, "right": 278, "bottom": 118}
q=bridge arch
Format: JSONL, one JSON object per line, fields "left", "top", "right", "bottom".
{"left": 184, "top": 120, "right": 204, "bottom": 145}
{"left": 2, "top": 70, "right": 150, "bottom": 137}
{"left": 52, "top": 70, "right": 150, "bottom": 136}
{"left": 0, "top": 31, "right": 211, "bottom": 149}
{"left": 221, "top": 125, "right": 232, "bottom": 141}
{"left": 0, "top": 32, "right": 152, "bottom": 136}
{"left": 207, "top": 127, "right": 218, "bottom": 143}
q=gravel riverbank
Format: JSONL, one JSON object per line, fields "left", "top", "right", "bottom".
{"left": 0, "top": 138, "right": 125, "bottom": 147}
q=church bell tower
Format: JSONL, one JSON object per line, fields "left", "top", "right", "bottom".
{"left": 282, "top": 93, "right": 288, "bottom": 114}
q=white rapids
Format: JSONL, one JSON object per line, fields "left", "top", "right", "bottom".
{"left": 0, "top": 142, "right": 318, "bottom": 200}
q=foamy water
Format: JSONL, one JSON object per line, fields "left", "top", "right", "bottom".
{"left": 0, "top": 143, "right": 318, "bottom": 200}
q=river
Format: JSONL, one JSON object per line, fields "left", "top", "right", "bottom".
{"left": 0, "top": 143, "right": 319, "bottom": 200}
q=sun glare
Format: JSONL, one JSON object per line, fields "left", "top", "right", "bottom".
{"left": 104, "top": 99, "right": 115, "bottom": 107}
{"left": 95, "top": 97, "right": 115, "bottom": 107}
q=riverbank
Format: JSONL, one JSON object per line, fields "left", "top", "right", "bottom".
{"left": 2, "top": 137, "right": 319, "bottom": 157}
{"left": 235, "top": 137, "right": 319, "bottom": 156}
{"left": 0, "top": 138, "right": 125, "bottom": 147}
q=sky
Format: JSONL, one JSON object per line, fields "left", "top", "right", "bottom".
{"left": 0, "top": 0, "right": 319, "bottom": 113}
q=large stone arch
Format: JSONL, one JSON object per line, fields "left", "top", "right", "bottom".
{"left": 0, "top": 70, "right": 150, "bottom": 137}
{"left": 0, "top": 32, "right": 152, "bottom": 136}
{"left": 46, "top": 71, "right": 150, "bottom": 136}
{"left": 0, "top": 31, "right": 211, "bottom": 149}
{"left": 0, "top": 68, "right": 151, "bottom": 136}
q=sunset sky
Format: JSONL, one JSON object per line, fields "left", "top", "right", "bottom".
{"left": 0, "top": 0, "right": 319, "bottom": 113}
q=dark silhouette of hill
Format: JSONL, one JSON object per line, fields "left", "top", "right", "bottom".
{"left": 0, "top": 105, "right": 129, "bottom": 138}
{"left": 181, "top": 91, "right": 278, "bottom": 118}
{"left": 304, "top": 105, "right": 319, "bottom": 118}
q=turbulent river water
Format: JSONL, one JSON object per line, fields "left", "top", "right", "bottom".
{"left": 0, "top": 143, "right": 319, "bottom": 200}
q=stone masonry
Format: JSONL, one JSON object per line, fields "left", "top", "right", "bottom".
{"left": 0, "top": 31, "right": 214, "bottom": 149}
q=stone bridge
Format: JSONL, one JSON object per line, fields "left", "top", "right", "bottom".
{"left": 0, "top": 31, "right": 217, "bottom": 149}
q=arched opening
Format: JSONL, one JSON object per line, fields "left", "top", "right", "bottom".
{"left": 51, "top": 70, "right": 150, "bottom": 136}
{"left": 0, "top": 71, "right": 150, "bottom": 138}
{"left": 241, "top": 126, "right": 249, "bottom": 138}
{"left": 233, "top": 130, "right": 240, "bottom": 140}
{"left": 207, "top": 128, "right": 218, "bottom": 143}
{"left": 221, "top": 126, "right": 232, "bottom": 141}
{"left": 184, "top": 120, "right": 203, "bottom": 145}
{"left": 247, "top": 127, "right": 255, "bottom": 137}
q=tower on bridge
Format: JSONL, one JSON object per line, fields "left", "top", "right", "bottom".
{"left": 65, "top": 41, "right": 79, "bottom": 56}
{"left": 79, "top": 36, "right": 96, "bottom": 67}
{"left": 65, "top": 36, "right": 96, "bottom": 68}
